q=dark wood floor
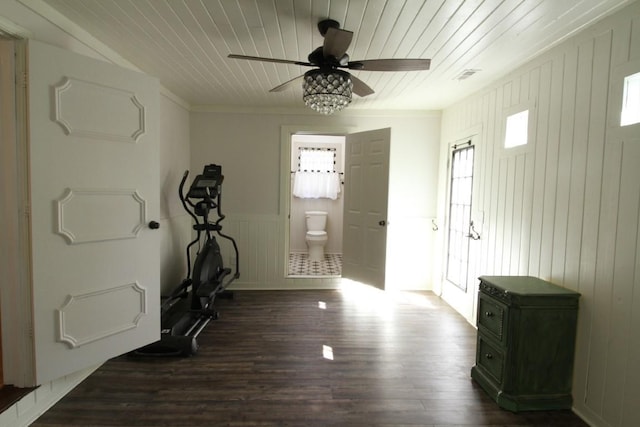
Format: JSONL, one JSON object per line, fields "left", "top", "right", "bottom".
{"left": 32, "top": 288, "right": 587, "bottom": 426}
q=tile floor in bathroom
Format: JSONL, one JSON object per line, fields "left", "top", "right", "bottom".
{"left": 288, "top": 252, "right": 342, "bottom": 277}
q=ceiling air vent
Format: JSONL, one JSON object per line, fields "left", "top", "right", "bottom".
{"left": 455, "top": 69, "right": 481, "bottom": 80}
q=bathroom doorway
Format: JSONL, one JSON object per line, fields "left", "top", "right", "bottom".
{"left": 287, "top": 134, "right": 345, "bottom": 277}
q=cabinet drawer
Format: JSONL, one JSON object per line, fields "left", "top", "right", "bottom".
{"left": 478, "top": 295, "right": 507, "bottom": 343}
{"left": 477, "top": 335, "right": 505, "bottom": 383}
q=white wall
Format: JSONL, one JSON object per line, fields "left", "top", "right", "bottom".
{"left": 437, "top": 2, "right": 640, "bottom": 426}
{"left": 190, "top": 110, "right": 441, "bottom": 290}
{"left": 158, "top": 95, "right": 191, "bottom": 295}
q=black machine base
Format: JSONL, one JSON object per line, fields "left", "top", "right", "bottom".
{"left": 131, "top": 335, "right": 198, "bottom": 357}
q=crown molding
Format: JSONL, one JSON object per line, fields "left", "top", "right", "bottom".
{"left": 18, "top": 0, "right": 139, "bottom": 70}
{"left": 0, "top": 15, "right": 32, "bottom": 38}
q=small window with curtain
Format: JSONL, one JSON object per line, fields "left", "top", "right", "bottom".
{"left": 293, "top": 147, "right": 341, "bottom": 199}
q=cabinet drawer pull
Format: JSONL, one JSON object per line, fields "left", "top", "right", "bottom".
{"left": 485, "top": 311, "right": 494, "bottom": 317}
{"left": 485, "top": 353, "right": 493, "bottom": 360}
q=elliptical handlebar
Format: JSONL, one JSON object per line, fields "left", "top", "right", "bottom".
{"left": 179, "top": 170, "right": 199, "bottom": 225}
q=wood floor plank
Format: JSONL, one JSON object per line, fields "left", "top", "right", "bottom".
{"left": 32, "top": 289, "right": 587, "bottom": 426}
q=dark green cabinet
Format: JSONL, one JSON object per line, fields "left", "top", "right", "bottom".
{"left": 470, "top": 276, "right": 580, "bottom": 412}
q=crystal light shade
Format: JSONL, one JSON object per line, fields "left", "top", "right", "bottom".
{"left": 302, "top": 69, "right": 353, "bottom": 115}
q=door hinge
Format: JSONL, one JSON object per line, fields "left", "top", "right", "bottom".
{"left": 16, "top": 70, "right": 27, "bottom": 88}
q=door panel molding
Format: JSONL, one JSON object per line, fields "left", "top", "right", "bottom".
{"left": 53, "top": 76, "right": 145, "bottom": 143}
{"left": 57, "top": 282, "right": 146, "bottom": 348}
{"left": 56, "top": 188, "right": 147, "bottom": 244}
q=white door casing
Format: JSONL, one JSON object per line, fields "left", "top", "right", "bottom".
{"left": 10, "top": 40, "right": 160, "bottom": 385}
{"left": 342, "top": 128, "right": 391, "bottom": 290}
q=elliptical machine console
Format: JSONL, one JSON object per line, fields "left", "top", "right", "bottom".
{"left": 134, "top": 164, "right": 239, "bottom": 357}
{"left": 188, "top": 164, "right": 222, "bottom": 200}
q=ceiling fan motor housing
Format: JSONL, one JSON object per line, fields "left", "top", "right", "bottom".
{"left": 317, "top": 19, "right": 340, "bottom": 36}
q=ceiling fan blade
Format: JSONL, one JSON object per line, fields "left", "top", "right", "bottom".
{"left": 349, "top": 58, "right": 431, "bottom": 71}
{"left": 350, "top": 75, "right": 375, "bottom": 97}
{"left": 323, "top": 27, "right": 353, "bottom": 60}
{"left": 228, "top": 54, "right": 312, "bottom": 67}
{"left": 269, "top": 75, "right": 304, "bottom": 93}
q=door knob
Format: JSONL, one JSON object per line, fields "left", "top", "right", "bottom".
{"left": 148, "top": 221, "right": 160, "bottom": 229}
{"left": 379, "top": 220, "right": 386, "bottom": 226}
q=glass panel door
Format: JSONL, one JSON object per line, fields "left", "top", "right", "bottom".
{"left": 446, "top": 144, "right": 475, "bottom": 291}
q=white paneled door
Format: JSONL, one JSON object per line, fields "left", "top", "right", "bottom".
{"left": 23, "top": 40, "right": 160, "bottom": 385}
{"left": 342, "top": 128, "right": 390, "bottom": 290}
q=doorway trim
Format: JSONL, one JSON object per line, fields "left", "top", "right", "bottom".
{"left": 0, "top": 39, "right": 36, "bottom": 387}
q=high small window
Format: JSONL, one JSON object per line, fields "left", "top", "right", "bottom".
{"left": 504, "top": 110, "right": 529, "bottom": 148}
{"left": 621, "top": 72, "right": 640, "bottom": 126}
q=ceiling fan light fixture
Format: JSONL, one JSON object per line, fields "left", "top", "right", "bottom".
{"left": 302, "top": 69, "right": 352, "bottom": 115}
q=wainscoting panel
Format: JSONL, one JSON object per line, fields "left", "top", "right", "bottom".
{"left": 439, "top": 4, "right": 640, "bottom": 426}
{"left": 217, "top": 215, "right": 281, "bottom": 288}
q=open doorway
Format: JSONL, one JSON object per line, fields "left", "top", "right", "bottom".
{"left": 287, "top": 134, "right": 345, "bottom": 277}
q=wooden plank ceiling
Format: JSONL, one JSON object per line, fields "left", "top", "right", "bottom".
{"left": 40, "top": 0, "right": 632, "bottom": 111}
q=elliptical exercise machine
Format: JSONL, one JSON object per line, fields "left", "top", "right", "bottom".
{"left": 134, "top": 164, "right": 239, "bottom": 356}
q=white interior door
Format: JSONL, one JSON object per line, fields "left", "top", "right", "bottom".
{"left": 25, "top": 40, "right": 160, "bottom": 385}
{"left": 342, "top": 128, "right": 390, "bottom": 290}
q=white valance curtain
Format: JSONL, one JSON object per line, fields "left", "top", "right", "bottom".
{"left": 293, "top": 171, "right": 341, "bottom": 200}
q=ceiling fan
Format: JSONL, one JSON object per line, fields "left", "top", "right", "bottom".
{"left": 228, "top": 19, "right": 431, "bottom": 114}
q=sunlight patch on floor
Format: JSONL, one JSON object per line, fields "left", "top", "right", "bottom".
{"left": 322, "top": 345, "right": 334, "bottom": 360}
{"left": 391, "top": 290, "right": 437, "bottom": 308}
{"left": 339, "top": 279, "right": 436, "bottom": 309}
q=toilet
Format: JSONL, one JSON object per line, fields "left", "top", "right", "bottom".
{"left": 305, "top": 211, "right": 328, "bottom": 262}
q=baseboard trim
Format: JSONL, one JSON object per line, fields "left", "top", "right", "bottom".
{"left": 0, "top": 364, "right": 101, "bottom": 427}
